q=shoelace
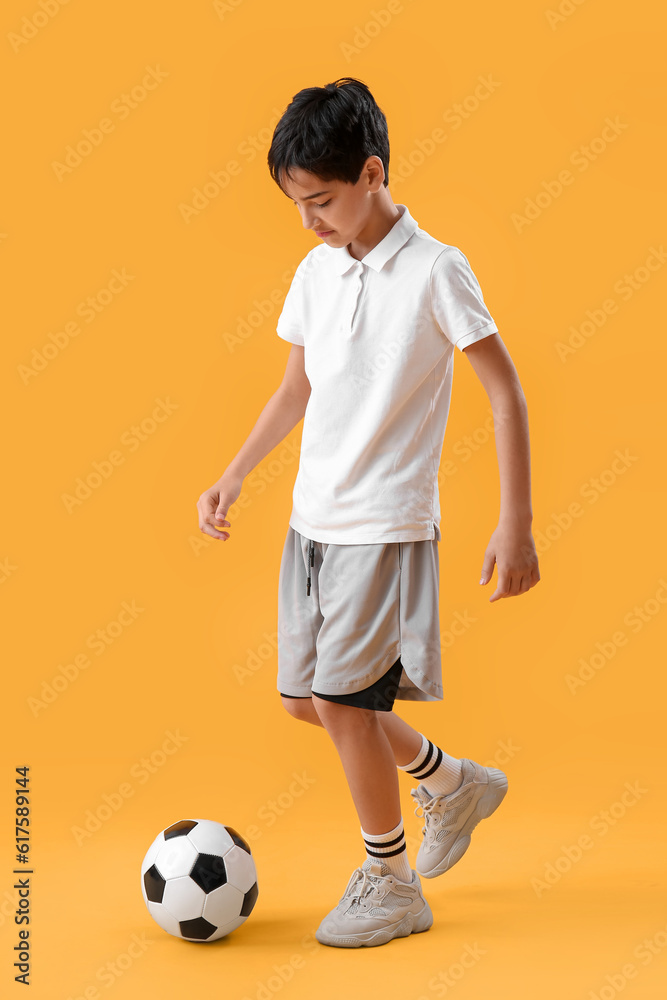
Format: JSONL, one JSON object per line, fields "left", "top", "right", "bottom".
{"left": 341, "top": 867, "right": 383, "bottom": 906}
{"left": 411, "top": 788, "right": 450, "bottom": 837}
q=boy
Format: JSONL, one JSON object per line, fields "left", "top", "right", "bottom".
{"left": 197, "top": 77, "right": 540, "bottom": 948}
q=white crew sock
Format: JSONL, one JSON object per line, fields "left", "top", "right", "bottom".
{"left": 398, "top": 733, "right": 464, "bottom": 797}
{"left": 361, "top": 817, "right": 413, "bottom": 883}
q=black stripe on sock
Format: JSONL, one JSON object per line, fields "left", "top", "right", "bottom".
{"left": 404, "top": 739, "right": 435, "bottom": 776}
{"left": 366, "top": 841, "right": 407, "bottom": 859}
{"left": 363, "top": 831, "right": 405, "bottom": 850}
{"left": 416, "top": 745, "right": 443, "bottom": 780}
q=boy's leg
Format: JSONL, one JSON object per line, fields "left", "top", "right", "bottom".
{"left": 281, "top": 693, "right": 463, "bottom": 794}
{"left": 311, "top": 692, "right": 434, "bottom": 947}
{"left": 282, "top": 694, "right": 419, "bottom": 760}
{"left": 310, "top": 695, "right": 401, "bottom": 833}
{"left": 310, "top": 693, "right": 414, "bottom": 886}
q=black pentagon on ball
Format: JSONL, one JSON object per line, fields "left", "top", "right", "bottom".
{"left": 179, "top": 916, "right": 217, "bottom": 941}
{"left": 144, "top": 865, "right": 166, "bottom": 903}
{"left": 164, "top": 819, "right": 198, "bottom": 839}
{"left": 189, "top": 853, "right": 227, "bottom": 892}
{"left": 224, "top": 825, "right": 252, "bottom": 854}
{"left": 240, "top": 881, "right": 258, "bottom": 917}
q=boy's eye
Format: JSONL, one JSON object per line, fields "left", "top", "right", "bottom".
{"left": 292, "top": 199, "right": 331, "bottom": 209}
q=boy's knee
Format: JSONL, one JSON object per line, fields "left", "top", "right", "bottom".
{"left": 311, "top": 694, "right": 376, "bottom": 726}
{"left": 280, "top": 695, "right": 313, "bottom": 722}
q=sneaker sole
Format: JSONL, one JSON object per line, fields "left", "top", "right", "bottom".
{"left": 417, "top": 767, "right": 508, "bottom": 879}
{"left": 315, "top": 902, "right": 433, "bottom": 948}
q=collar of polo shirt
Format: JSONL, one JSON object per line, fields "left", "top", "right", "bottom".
{"left": 326, "top": 203, "right": 419, "bottom": 276}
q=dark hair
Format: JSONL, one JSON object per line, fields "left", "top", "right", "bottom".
{"left": 267, "top": 77, "right": 390, "bottom": 193}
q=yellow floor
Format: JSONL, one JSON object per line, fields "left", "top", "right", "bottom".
{"left": 13, "top": 735, "right": 665, "bottom": 1000}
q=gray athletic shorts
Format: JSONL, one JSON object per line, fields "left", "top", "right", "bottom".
{"left": 276, "top": 524, "right": 444, "bottom": 708}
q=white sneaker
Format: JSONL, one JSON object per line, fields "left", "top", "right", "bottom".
{"left": 315, "top": 858, "right": 433, "bottom": 948}
{"left": 411, "top": 758, "right": 508, "bottom": 878}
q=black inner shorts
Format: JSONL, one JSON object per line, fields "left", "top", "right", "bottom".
{"left": 280, "top": 655, "right": 404, "bottom": 713}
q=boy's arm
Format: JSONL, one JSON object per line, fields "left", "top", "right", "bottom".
{"left": 226, "top": 344, "right": 311, "bottom": 481}
{"left": 197, "top": 345, "right": 311, "bottom": 540}
{"left": 461, "top": 333, "right": 540, "bottom": 601}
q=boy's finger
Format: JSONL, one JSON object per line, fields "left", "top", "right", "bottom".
{"left": 200, "top": 522, "right": 230, "bottom": 539}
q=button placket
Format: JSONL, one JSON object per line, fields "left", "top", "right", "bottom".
{"left": 344, "top": 263, "right": 364, "bottom": 335}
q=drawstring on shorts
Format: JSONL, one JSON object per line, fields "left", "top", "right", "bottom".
{"left": 306, "top": 538, "right": 315, "bottom": 596}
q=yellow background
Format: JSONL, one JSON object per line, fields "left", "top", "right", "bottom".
{"left": 2, "top": 0, "right": 666, "bottom": 996}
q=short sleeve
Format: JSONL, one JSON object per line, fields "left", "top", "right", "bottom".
{"left": 276, "top": 259, "right": 306, "bottom": 346}
{"left": 430, "top": 247, "right": 498, "bottom": 352}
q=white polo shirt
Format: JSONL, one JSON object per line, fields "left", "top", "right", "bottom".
{"left": 276, "top": 203, "right": 498, "bottom": 544}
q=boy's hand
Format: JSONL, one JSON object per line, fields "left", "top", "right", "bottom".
{"left": 479, "top": 521, "right": 540, "bottom": 602}
{"left": 197, "top": 472, "right": 243, "bottom": 541}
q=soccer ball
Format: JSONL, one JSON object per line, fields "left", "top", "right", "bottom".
{"left": 140, "top": 818, "right": 258, "bottom": 942}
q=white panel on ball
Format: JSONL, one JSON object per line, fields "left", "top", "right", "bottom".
{"left": 147, "top": 901, "right": 181, "bottom": 937}
{"left": 161, "top": 876, "right": 206, "bottom": 921}
{"left": 208, "top": 914, "right": 247, "bottom": 942}
{"left": 140, "top": 833, "right": 164, "bottom": 875}
{"left": 202, "top": 883, "right": 244, "bottom": 928}
{"left": 223, "top": 845, "right": 257, "bottom": 893}
{"left": 155, "top": 838, "right": 198, "bottom": 879}
{"left": 186, "top": 819, "right": 235, "bottom": 856}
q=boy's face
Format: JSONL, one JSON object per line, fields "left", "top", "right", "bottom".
{"left": 279, "top": 161, "right": 381, "bottom": 247}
